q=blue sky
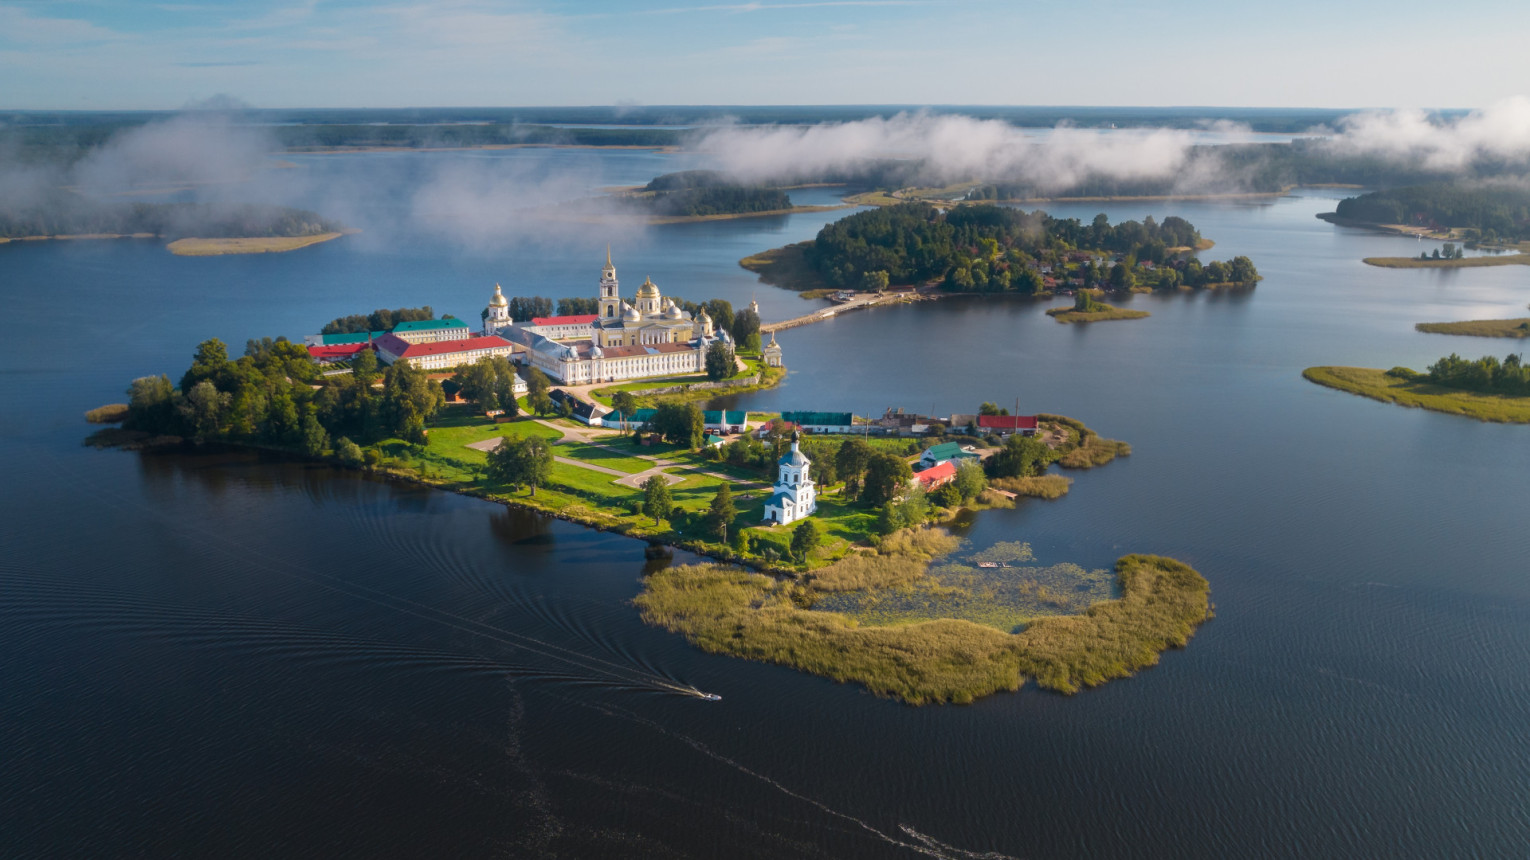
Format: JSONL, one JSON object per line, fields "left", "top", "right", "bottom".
{"left": 3, "top": 0, "right": 1528, "bottom": 110}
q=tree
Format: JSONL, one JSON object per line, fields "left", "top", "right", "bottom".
{"left": 487, "top": 435, "right": 553, "bottom": 496}
{"left": 705, "top": 483, "right": 736, "bottom": 542}
{"left": 953, "top": 459, "right": 986, "bottom": 501}
{"left": 1228, "top": 255, "right": 1259, "bottom": 285}
{"left": 529, "top": 388, "right": 553, "bottom": 417}
{"left": 125, "top": 374, "right": 178, "bottom": 433}
{"left": 180, "top": 338, "right": 232, "bottom": 394}
{"left": 652, "top": 401, "right": 704, "bottom": 448}
{"left": 931, "top": 483, "right": 962, "bottom": 509}
{"left": 179, "top": 379, "right": 229, "bottom": 438}
{"left": 704, "top": 340, "right": 735, "bottom": 381}
{"left": 300, "top": 412, "right": 329, "bottom": 457}
{"left": 790, "top": 519, "right": 822, "bottom": 562}
{"left": 350, "top": 348, "right": 379, "bottom": 386}
{"left": 978, "top": 402, "right": 1002, "bottom": 416}
{"left": 861, "top": 269, "right": 889, "bottom": 292}
{"left": 835, "top": 438, "right": 872, "bottom": 496}
{"left": 861, "top": 451, "right": 913, "bottom": 506}
{"left": 877, "top": 486, "right": 929, "bottom": 534}
{"left": 381, "top": 359, "right": 444, "bottom": 441}
{"left": 611, "top": 391, "right": 638, "bottom": 428}
{"left": 731, "top": 308, "right": 761, "bottom": 353}
{"left": 1108, "top": 262, "right": 1134, "bottom": 290}
{"left": 985, "top": 434, "right": 1052, "bottom": 479}
{"left": 557, "top": 397, "right": 573, "bottom": 420}
{"left": 334, "top": 436, "right": 365, "bottom": 468}
{"left": 642, "top": 475, "right": 673, "bottom": 525}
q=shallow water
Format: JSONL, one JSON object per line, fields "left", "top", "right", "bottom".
{"left": 3, "top": 152, "right": 1529, "bottom": 857}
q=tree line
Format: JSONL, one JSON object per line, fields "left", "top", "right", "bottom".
{"left": 123, "top": 336, "right": 445, "bottom": 460}
{"left": 1411, "top": 352, "right": 1530, "bottom": 395}
{"left": 321, "top": 306, "right": 436, "bottom": 334}
{"left": 1335, "top": 184, "right": 1530, "bottom": 243}
{"left": 0, "top": 193, "right": 342, "bottom": 240}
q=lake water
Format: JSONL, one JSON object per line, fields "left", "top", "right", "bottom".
{"left": 3, "top": 150, "right": 1529, "bottom": 858}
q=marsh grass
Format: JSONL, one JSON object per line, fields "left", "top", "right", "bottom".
{"left": 1364, "top": 254, "right": 1530, "bottom": 269}
{"left": 85, "top": 403, "right": 129, "bottom": 423}
{"left": 989, "top": 475, "right": 1073, "bottom": 499}
{"left": 1038, "top": 414, "right": 1131, "bottom": 469}
{"left": 1303, "top": 366, "right": 1530, "bottom": 423}
{"left": 1415, "top": 318, "right": 1530, "bottom": 338}
{"left": 635, "top": 548, "right": 1209, "bottom": 704}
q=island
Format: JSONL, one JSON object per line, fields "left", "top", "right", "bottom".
{"left": 741, "top": 203, "right": 1258, "bottom": 300}
{"left": 1321, "top": 184, "right": 1530, "bottom": 267}
{"left": 1046, "top": 289, "right": 1150, "bottom": 323}
{"left": 0, "top": 194, "right": 347, "bottom": 256}
{"left": 1303, "top": 355, "right": 1530, "bottom": 423}
{"left": 1415, "top": 318, "right": 1530, "bottom": 338}
{"left": 90, "top": 260, "right": 1208, "bottom": 705}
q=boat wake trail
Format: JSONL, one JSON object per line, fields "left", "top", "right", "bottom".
{"left": 572, "top": 696, "right": 1021, "bottom": 860}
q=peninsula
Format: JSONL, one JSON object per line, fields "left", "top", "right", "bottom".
{"left": 1303, "top": 357, "right": 1530, "bottom": 423}
{"left": 95, "top": 256, "right": 1207, "bottom": 704}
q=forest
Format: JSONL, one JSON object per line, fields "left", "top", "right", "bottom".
{"left": 1334, "top": 184, "right": 1530, "bottom": 242}
{"left": 122, "top": 336, "right": 446, "bottom": 461}
{"left": 321, "top": 307, "right": 437, "bottom": 334}
{"left": 803, "top": 203, "right": 1256, "bottom": 292}
{"left": 0, "top": 193, "right": 342, "bottom": 240}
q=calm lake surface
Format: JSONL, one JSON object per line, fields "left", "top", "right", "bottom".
{"left": 3, "top": 149, "right": 1529, "bottom": 858}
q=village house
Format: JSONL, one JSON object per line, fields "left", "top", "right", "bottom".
{"left": 978, "top": 414, "right": 1039, "bottom": 437}
{"left": 918, "top": 441, "right": 979, "bottom": 471}
{"left": 371, "top": 332, "right": 516, "bottom": 371}
{"left": 912, "top": 460, "right": 958, "bottom": 491}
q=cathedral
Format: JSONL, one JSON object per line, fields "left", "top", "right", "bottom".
{"left": 763, "top": 431, "right": 817, "bottom": 526}
{"left": 489, "top": 251, "right": 731, "bottom": 385}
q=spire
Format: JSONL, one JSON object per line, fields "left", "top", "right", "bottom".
{"left": 605, "top": 244, "right": 612, "bottom": 267}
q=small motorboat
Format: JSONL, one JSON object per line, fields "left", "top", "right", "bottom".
{"left": 700, "top": 692, "right": 722, "bottom": 701}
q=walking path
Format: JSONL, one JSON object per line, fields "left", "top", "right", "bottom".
{"left": 476, "top": 419, "right": 766, "bottom": 492}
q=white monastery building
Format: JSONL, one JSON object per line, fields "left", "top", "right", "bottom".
{"left": 763, "top": 432, "right": 817, "bottom": 526}
{"left": 489, "top": 250, "right": 731, "bottom": 385}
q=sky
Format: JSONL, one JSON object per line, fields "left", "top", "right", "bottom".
{"left": 3, "top": 0, "right": 1529, "bottom": 110}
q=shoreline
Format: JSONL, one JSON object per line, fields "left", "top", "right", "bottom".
{"left": 1302, "top": 366, "right": 1530, "bottom": 423}
{"left": 3, "top": 231, "right": 349, "bottom": 256}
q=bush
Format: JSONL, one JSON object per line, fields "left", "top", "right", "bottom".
{"left": 334, "top": 437, "right": 365, "bottom": 468}
{"left": 1385, "top": 366, "right": 1420, "bottom": 380}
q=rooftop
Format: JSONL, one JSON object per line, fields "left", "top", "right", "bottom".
{"left": 782, "top": 411, "right": 853, "bottom": 426}
{"left": 978, "top": 414, "right": 1039, "bottom": 430}
{"left": 392, "top": 318, "right": 469, "bottom": 333}
{"left": 530, "top": 314, "right": 600, "bottom": 327}
{"left": 320, "top": 331, "right": 387, "bottom": 345}
{"left": 376, "top": 333, "right": 513, "bottom": 358}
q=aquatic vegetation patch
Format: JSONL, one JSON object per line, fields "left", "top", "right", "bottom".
{"left": 635, "top": 530, "right": 1210, "bottom": 704}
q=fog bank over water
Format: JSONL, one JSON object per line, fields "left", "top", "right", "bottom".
{"left": 687, "top": 98, "right": 1530, "bottom": 189}
{"left": 7, "top": 99, "right": 1530, "bottom": 249}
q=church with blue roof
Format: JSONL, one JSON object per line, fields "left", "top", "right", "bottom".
{"left": 763, "top": 432, "right": 817, "bottom": 526}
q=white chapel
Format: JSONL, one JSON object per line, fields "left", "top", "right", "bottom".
{"left": 763, "top": 431, "right": 817, "bottom": 525}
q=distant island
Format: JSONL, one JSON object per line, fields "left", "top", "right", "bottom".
{"left": 1046, "top": 289, "right": 1150, "bottom": 323}
{"left": 1304, "top": 353, "right": 1530, "bottom": 423}
{"left": 0, "top": 194, "right": 347, "bottom": 256}
{"left": 600, "top": 170, "right": 850, "bottom": 223}
{"left": 1321, "top": 184, "right": 1530, "bottom": 267}
{"left": 741, "top": 203, "right": 1258, "bottom": 300}
{"left": 1415, "top": 317, "right": 1530, "bottom": 338}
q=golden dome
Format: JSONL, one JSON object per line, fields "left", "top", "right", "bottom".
{"left": 489, "top": 283, "right": 508, "bottom": 307}
{"left": 637, "top": 276, "right": 660, "bottom": 299}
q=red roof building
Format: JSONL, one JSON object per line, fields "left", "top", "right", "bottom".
{"left": 977, "top": 414, "right": 1039, "bottom": 435}
{"left": 912, "top": 460, "right": 958, "bottom": 490}
{"left": 529, "top": 314, "right": 600, "bottom": 327}
{"left": 373, "top": 333, "right": 516, "bottom": 370}
{"left": 307, "top": 342, "right": 372, "bottom": 364}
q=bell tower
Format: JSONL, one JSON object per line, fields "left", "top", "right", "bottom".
{"left": 599, "top": 246, "right": 621, "bottom": 320}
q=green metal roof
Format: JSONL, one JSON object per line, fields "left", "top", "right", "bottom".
{"left": 782, "top": 411, "right": 854, "bottom": 426}
{"left": 392, "top": 318, "right": 468, "bottom": 333}
{"left": 321, "top": 331, "right": 387, "bottom": 345}
{"left": 703, "top": 410, "right": 747, "bottom": 424}
{"left": 924, "top": 442, "right": 975, "bottom": 461}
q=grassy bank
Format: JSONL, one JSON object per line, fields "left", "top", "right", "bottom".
{"left": 1415, "top": 318, "right": 1530, "bottom": 338}
{"left": 166, "top": 233, "right": 345, "bottom": 256}
{"left": 1045, "top": 303, "right": 1150, "bottom": 324}
{"left": 1303, "top": 366, "right": 1530, "bottom": 423}
{"left": 1363, "top": 253, "right": 1530, "bottom": 269}
{"left": 635, "top": 548, "right": 1210, "bottom": 704}
{"left": 989, "top": 474, "right": 1073, "bottom": 499}
{"left": 1039, "top": 413, "right": 1133, "bottom": 468}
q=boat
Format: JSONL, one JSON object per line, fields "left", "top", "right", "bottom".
{"left": 701, "top": 693, "right": 722, "bottom": 701}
